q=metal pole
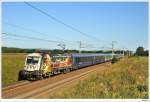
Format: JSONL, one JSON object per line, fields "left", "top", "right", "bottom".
{"left": 79, "top": 41, "right": 82, "bottom": 53}
{"left": 123, "top": 48, "right": 124, "bottom": 57}
{"left": 58, "top": 43, "right": 65, "bottom": 53}
{"left": 112, "top": 41, "right": 115, "bottom": 58}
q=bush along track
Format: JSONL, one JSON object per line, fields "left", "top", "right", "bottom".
{"left": 49, "top": 57, "right": 148, "bottom": 99}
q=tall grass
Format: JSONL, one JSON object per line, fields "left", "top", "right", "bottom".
{"left": 2, "top": 53, "right": 26, "bottom": 86}
{"left": 49, "top": 57, "right": 148, "bottom": 99}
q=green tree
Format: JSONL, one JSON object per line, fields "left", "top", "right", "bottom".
{"left": 135, "top": 46, "right": 144, "bottom": 56}
{"left": 144, "top": 50, "right": 149, "bottom": 56}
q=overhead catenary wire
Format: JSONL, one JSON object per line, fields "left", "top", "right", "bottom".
{"left": 2, "top": 36, "right": 29, "bottom": 41}
{"left": 3, "top": 33, "right": 121, "bottom": 52}
{"left": 3, "top": 32, "right": 122, "bottom": 52}
{"left": 3, "top": 22, "right": 56, "bottom": 37}
{"left": 3, "top": 31, "right": 105, "bottom": 50}
{"left": 3, "top": 22, "right": 110, "bottom": 51}
{"left": 24, "top": 2, "right": 111, "bottom": 44}
{"left": 2, "top": 32, "right": 64, "bottom": 44}
{"left": 2, "top": 34, "right": 41, "bottom": 42}
{"left": 4, "top": 2, "right": 125, "bottom": 51}
{"left": 24, "top": 2, "right": 120, "bottom": 51}
{"left": 3, "top": 22, "right": 77, "bottom": 44}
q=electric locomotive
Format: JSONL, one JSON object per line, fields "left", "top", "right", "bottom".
{"left": 18, "top": 53, "right": 123, "bottom": 80}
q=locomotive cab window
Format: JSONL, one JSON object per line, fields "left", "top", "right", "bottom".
{"left": 26, "top": 56, "right": 40, "bottom": 64}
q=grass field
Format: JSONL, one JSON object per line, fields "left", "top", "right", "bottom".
{"left": 2, "top": 54, "right": 148, "bottom": 98}
{"left": 49, "top": 57, "right": 148, "bottom": 99}
{"left": 2, "top": 53, "right": 26, "bottom": 86}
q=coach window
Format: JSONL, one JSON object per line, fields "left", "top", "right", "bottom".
{"left": 87, "top": 57, "right": 89, "bottom": 62}
{"left": 84, "top": 57, "right": 86, "bottom": 62}
{"left": 83, "top": 57, "right": 85, "bottom": 62}
{"left": 86, "top": 57, "right": 88, "bottom": 62}
{"left": 76, "top": 57, "right": 79, "bottom": 63}
{"left": 81, "top": 57, "right": 83, "bottom": 62}
{"left": 78, "top": 57, "right": 81, "bottom": 63}
{"left": 78, "top": 57, "right": 80, "bottom": 62}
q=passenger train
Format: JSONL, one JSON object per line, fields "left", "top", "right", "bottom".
{"left": 18, "top": 53, "right": 123, "bottom": 80}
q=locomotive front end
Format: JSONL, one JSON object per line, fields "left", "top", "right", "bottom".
{"left": 18, "top": 53, "right": 43, "bottom": 80}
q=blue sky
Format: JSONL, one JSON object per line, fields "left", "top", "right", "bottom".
{"left": 2, "top": 2, "right": 148, "bottom": 51}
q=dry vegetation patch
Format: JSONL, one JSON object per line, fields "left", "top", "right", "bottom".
{"left": 49, "top": 57, "right": 148, "bottom": 99}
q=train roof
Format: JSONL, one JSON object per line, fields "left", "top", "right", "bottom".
{"left": 27, "top": 53, "right": 123, "bottom": 57}
{"left": 50, "top": 53, "right": 123, "bottom": 57}
{"left": 49, "top": 53, "right": 111, "bottom": 57}
{"left": 27, "top": 53, "right": 42, "bottom": 57}
{"left": 71, "top": 53, "right": 113, "bottom": 57}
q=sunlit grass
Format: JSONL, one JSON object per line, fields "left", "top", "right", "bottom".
{"left": 2, "top": 53, "right": 26, "bottom": 86}
{"left": 49, "top": 57, "right": 148, "bottom": 99}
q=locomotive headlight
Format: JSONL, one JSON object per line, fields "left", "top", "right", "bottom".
{"left": 24, "top": 65, "right": 27, "bottom": 70}
{"left": 30, "top": 66, "right": 33, "bottom": 70}
{"left": 33, "top": 66, "right": 36, "bottom": 69}
{"left": 33, "top": 64, "right": 37, "bottom": 70}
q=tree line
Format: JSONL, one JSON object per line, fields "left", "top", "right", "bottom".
{"left": 135, "top": 46, "right": 148, "bottom": 56}
{"left": 2, "top": 46, "right": 148, "bottom": 56}
{"left": 2, "top": 47, "right": 124, "bottom": 54}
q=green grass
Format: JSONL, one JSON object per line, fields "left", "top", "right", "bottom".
{"left": 49, "top": 57, "right": 148, "bottom": 99}
{"left": 2, "top": 53, "right": 26, "bottom": 86}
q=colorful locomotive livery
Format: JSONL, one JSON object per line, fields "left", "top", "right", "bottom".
{"left": 18, "top": 53, "right": 123, "bottom": 80}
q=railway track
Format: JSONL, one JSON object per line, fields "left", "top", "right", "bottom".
{"left": 2, "top": 81, "right": 30, "bottom": 91}
{"left": 2, "top": 62, "right": 111, "bottom": 99}
{"left": 30, "top": 67, "right": 104, "bottom": 99}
